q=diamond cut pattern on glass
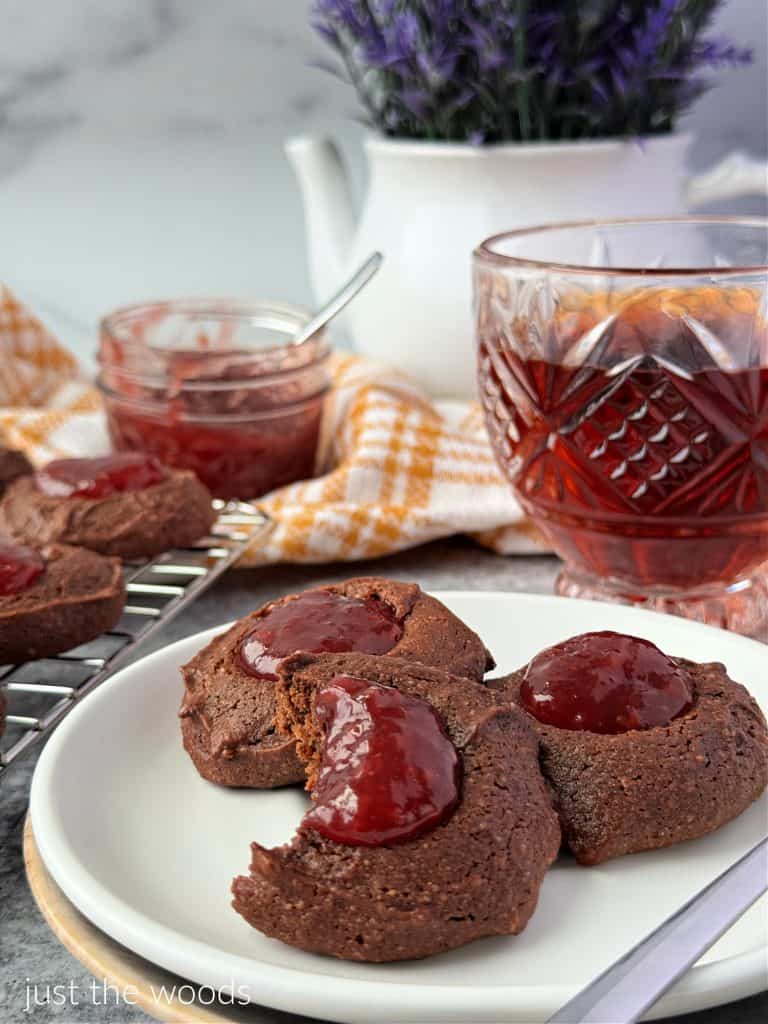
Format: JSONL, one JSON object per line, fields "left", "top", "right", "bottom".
{"left": 478, "top": 307, "right": 768, "bottom": 520}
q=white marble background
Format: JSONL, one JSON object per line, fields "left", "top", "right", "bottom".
{"left": 0, "top": 0, "right": 766, "bottom": 364}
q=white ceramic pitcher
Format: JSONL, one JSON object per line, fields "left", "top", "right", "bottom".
{"left": 287, "top": 134, "right": 768, "bottom": 399}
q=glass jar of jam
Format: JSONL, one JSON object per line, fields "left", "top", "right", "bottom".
{"left": 97, "top": 299, "right": 331, "bottom": 500}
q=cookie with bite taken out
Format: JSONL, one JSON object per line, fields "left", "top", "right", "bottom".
{"left": 180, "top": 577, "right": 495, "bottom": 789}
{"left": 231, "top": 650, "right": 560, "bottom": 962}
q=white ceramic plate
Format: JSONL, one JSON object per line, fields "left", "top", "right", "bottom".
{"left": 31, "top": 593, "right": 768, "bottom": 1024}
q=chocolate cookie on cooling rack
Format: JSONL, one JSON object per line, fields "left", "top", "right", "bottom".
{"left": 0, "top": 452, "right": 216, "bottom": 560}
{"left": 0, "top": 540, "right": 125, "bottom": 664}
{"left": 0, "top": 446, "right": 33, "bottom": 497}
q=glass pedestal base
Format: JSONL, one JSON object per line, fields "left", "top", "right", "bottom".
{"left": 555, "top": 564, "right": 768, "bottom": 641}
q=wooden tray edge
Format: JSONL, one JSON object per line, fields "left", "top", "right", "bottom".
{"left": 23, "top": 815, "right": 254, "bottom": 1024}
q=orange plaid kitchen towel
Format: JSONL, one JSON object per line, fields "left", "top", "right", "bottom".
{"left": 0, "top": 286, "right": 546, "bottom": 565}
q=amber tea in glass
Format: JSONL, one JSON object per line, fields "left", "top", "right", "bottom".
{"left": 474, "top": 218, "right": 768, "bottom": 636}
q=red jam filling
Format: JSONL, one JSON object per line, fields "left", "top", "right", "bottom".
{"left": 520, "top": 630, "right": 694, "bottom": 734}
{"left": 238, "top": 590, "right": 403, "bottom": 680}
{"left": 35, "top": 453, "right": 166, "bottom": 499}
{"left": 0, "top": 542, "right": 45, "bottom": 596}
{"left": 301, "top": 675, "right": 460, "bottom": 847}
{"left": 105, "top": 397, "right": 324, "bottom": 500}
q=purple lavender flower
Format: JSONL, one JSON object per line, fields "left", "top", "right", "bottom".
{"left": 311, "top": 1, "right": 753, "bottom": 142}
{"left": 632, "top": 0, "right": 681, "bottom": 67}
{"left": 693, "top": 38, "right": 753, "bottom": 67}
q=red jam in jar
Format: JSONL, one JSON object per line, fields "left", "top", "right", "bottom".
{"left": 36, "top": 453, "right": 166, "bottom": 499}
{"left": 520, "top": 631, "right": 694, "bottom": 734}
{"left": 98, "top": 299, "right": 331, "bottom": 500}
{"left": 0, "top": 542, "right": 45, "bottom": 596}
{"left": 238, "top": 590, "right": 402, "bottom": 680}
{"left": 301, "top": 675, "right": 460, "bottom": 847}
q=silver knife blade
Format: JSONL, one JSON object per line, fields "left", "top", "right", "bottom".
{"left": 547, "top": 837, "right": 768, "bottom": 1024}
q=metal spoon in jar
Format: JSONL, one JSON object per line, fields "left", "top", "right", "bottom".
{"left": 158, "top": 252, "right": 384, "bottom": 387}
{"left": 293, "top": 252, "right": 383, "bottom": 346}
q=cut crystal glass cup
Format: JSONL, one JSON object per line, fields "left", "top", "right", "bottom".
{"left": 474, "top": 217, "right": 768, "bottom": 636}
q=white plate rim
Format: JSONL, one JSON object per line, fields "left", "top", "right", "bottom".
{"left": 30, "top": 592, "right": 768, "bottom": 1022}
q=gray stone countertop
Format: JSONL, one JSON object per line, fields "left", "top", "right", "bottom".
{"left": 0, "top": 539, "right": 765, "bottom": 1023}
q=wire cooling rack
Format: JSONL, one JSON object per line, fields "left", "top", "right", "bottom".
{"left": 0, "top": 501, "right": 271, "bottom": 781}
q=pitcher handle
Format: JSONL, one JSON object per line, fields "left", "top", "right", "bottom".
{"left": 686, "top": 150, "right": 768, "bottom": 207}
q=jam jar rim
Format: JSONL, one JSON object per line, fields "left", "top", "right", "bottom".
{"left": 99, "top": 297, "right": 330, "bottom": 391}
{"left": 96, "top": 374, "right": 332, "bottom": 424}
{"left": 97, "top": 346, "right": 331, "bottom": 395}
